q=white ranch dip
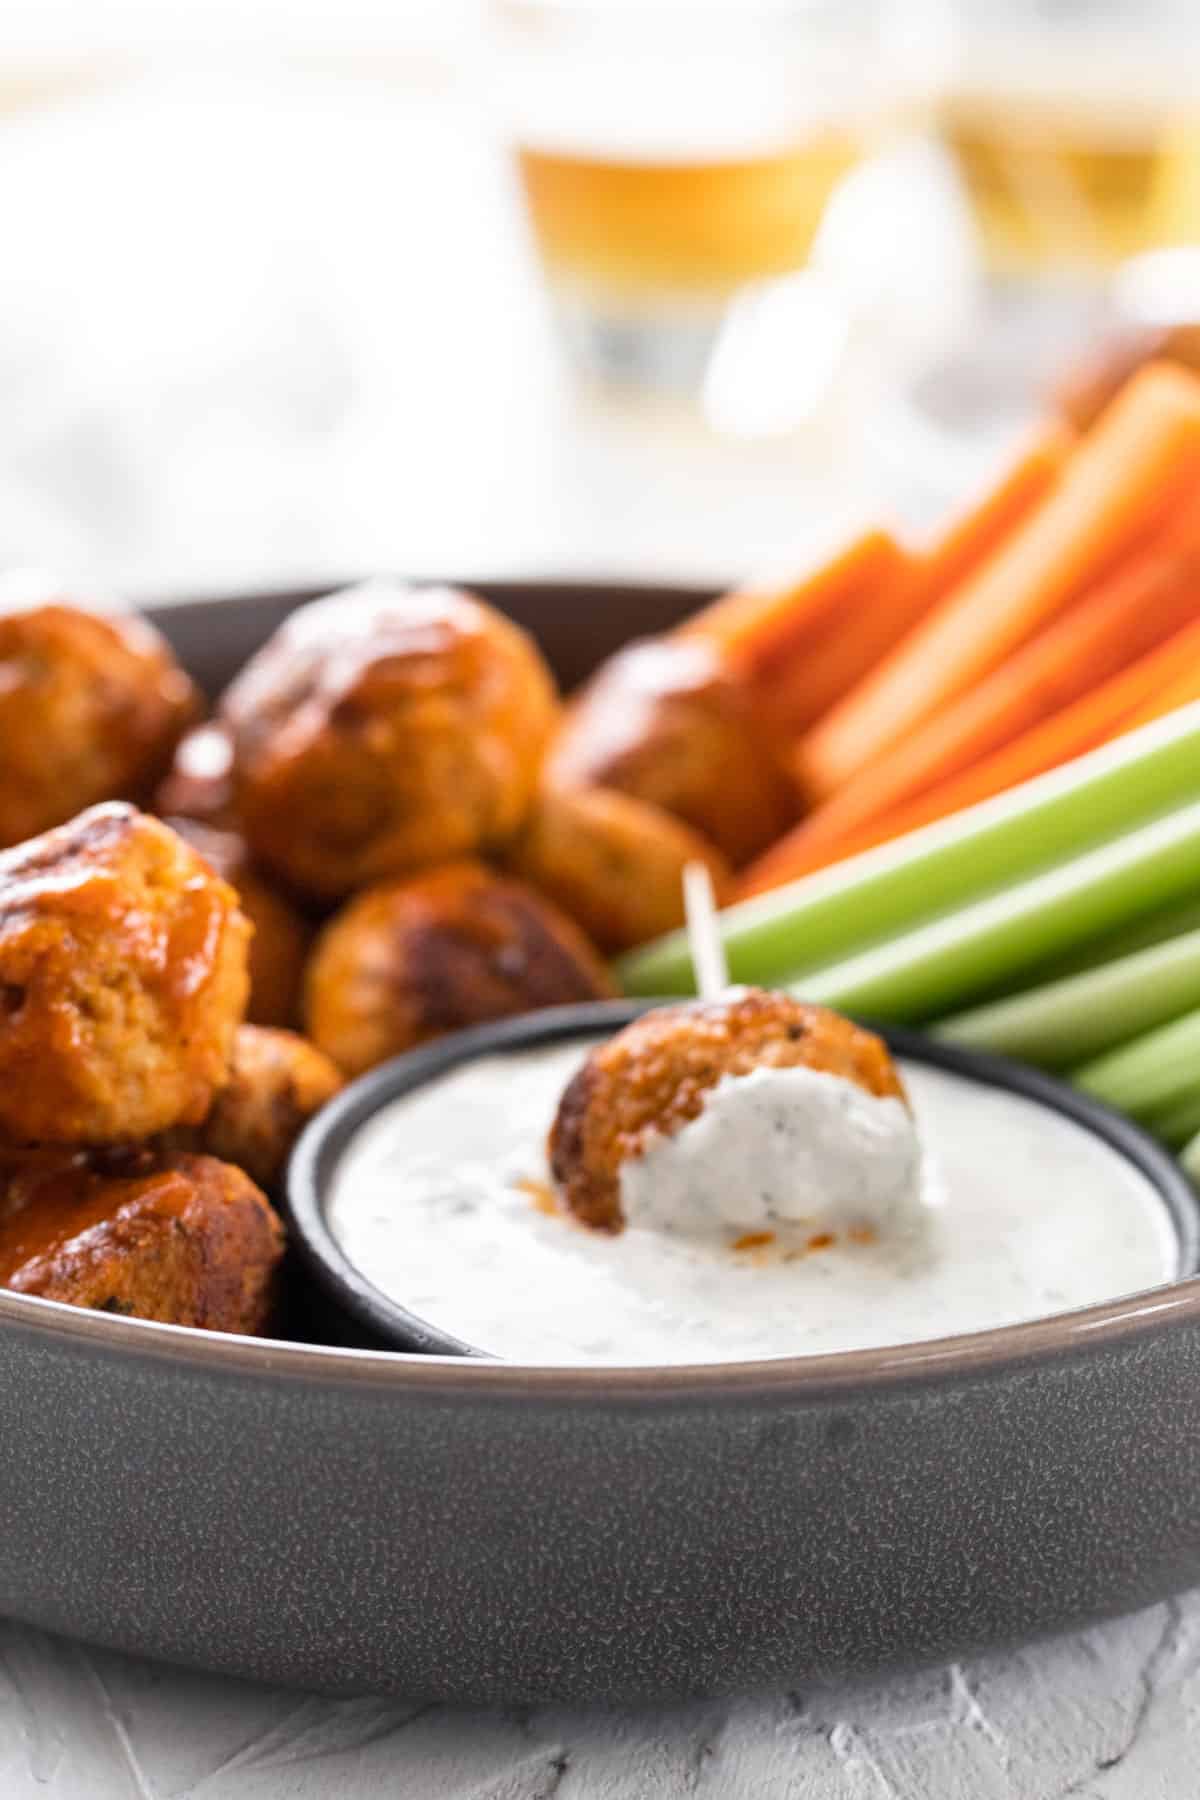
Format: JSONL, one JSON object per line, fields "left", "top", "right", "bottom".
{"left": 619, "top": 1064, "right": 923, "bottom": 1241}
{"left": 327, "top": 1038, "right": 1178, "bottom": 1365}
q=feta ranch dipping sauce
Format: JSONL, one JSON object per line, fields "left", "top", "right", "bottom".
{"left": 326, "top": 1035, "right": 1179, "bottom": 1365}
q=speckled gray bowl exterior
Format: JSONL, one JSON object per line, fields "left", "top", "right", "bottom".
{"left": 0, "top": 580, "right": 1198, "bottom": 1706}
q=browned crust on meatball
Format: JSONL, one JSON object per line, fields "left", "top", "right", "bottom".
{"left": 0, "top": 1147, "right": 284, "bottom": 1333}
{"left": 166, "top": 819, "right": 312, "bottom": 1028}
{"left": 0, "top": 804, "right": 251, "bottom": 1144}
{"left": 548, "top": 990, "right": 906, "bottom": 1231}
{"left": 0, "top": 603, "right": 199, "bottom": 848}
{"left": 220, "top": 582, "right": 560, "bottom": 900}
{"left": 177, "top": 1025, "right": 342, "bottom": 1192}
{"left": 305, "top": 859, "right": 616, "bottom": 1077}
{"left": 504, "top": 781, "right": 732, "bottom": 953}
{"left": 547, "top": 637, "right": 800, "bottom": 867}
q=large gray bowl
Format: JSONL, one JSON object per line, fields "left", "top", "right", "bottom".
{"left": 0, "top": 580, "right": 1199, "bottom": 1706}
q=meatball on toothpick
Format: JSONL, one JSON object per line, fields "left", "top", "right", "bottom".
{"left": 220, "top": 581, "right": 559, "bottom": 901}
{"left": 0, "top": 805, "right": 250, "bottom": 1144}
{"left": 549, "top": 989, "right": 914, "bottom": 1235}
{"left": 549, "top": 863, "right": 922, "bottom": 1244}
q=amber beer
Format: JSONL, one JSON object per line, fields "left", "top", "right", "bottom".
{"left": 939, "top": 90, "right": 1199, "bottom": 274}
{"left": 515, "top": 127, "right": 862, "bottom": 301}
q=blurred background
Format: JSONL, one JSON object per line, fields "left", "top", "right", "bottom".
{"left": 0, "top": 0, "right": 1196, "bottom": 599}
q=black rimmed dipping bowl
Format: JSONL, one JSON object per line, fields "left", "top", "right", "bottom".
{"left": 288, "top": 1001, "right": 1200, "bottom": 1360}
{"left": 1, "top": 581, "right": 1200, "bottom": 1706}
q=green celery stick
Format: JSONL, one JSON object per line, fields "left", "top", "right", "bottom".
{"left": 1075, "top": 1007, "right": 1200, "bottom": 1118}
{"left": 618, "top": 703, "right": 1200, "bottom": 996}
{"left": 1141, "top": 1088, "right": 1200, "bottom": 1150}
{"left": 792, "top": 801, "right": 1200, "bottom": 1023}
{"left": 1180, "top": 1129, "right": 1200, "bottom": 1188}
{"left": 1029, "top": 894, "right": 1200, "bottom": 983}
{"left": 934, "top": 929, "right": 1200, "bottom": 1068}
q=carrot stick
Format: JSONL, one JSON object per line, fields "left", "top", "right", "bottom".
{"left": 1122, "top": 662, "right": 1200, "bottom": 730}
{"left": 742, "top": 612, "right": 1200, "bottom": 896}
{"left": 675, "top": 529, "right": 906, "bottom": 680}
{"left": 908, "top": 424, "right": 1073, "bottom": 601}
{"left": 745, "top": 429, "right": 1071, "bottom": 737}
{"left": 790, "top": 514, "right": 1200, "bottom": 834}
{"left": 802, "top": 362, "right": 1200, "bottom": 799}
{"left": 753, "top": 548, "right": 924, "bottom": 735}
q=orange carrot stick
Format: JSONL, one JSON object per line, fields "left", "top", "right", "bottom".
{"left": 790, "top": 514, "right": 1200, "bottom": 833}
{"left": 908, "top": 424, "right": 1074, "bottom": 601}
{"left": 741, "top": 613, "right": 1200, "bottom": 896}
{"left": 757, "top": 561, "right": 937, "bottom": 736}
{"left": 802, "top": 362, "right": 1200, "bottom": 800}
{"left": 1121, "top": 661, "right": 1200, "bottom": 730}
{"left": 676, "top": 529, "right": 906, "bottom": 680}
{"left": 759, "top": 430, "right": 1072, "bottom": 737}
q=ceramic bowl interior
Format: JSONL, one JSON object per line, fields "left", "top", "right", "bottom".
{"left": 288, "top": 1000, "right": 1200, "bottom": 1362}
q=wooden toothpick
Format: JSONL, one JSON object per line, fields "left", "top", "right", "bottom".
{"left": 683, "top": 861, "right": 730, "bottom": 1001}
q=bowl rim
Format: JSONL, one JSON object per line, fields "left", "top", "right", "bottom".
{"left": 269, "top": 999, "right": 1200, "bottom": 1387}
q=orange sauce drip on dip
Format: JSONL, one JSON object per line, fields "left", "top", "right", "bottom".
{"left": 732, "top": 1230, "right": 776, "bottom": 1251}
{"left": 519, "top": 1177, "right": 560, "bottom": 1218}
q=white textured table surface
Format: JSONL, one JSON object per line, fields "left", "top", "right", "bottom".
{"left": 4, "top": 1592, "right": 1200, "bottom": 1798}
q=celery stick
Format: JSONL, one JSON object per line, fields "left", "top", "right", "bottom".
{"left": 791, "top": 800, "right": 1200, "bottom": 1023}
{"left": 1030, "top": 894, "right": 1200, "bottom": 984}
{"left": 1074, "top": 1008, "right": 1200, "bottom": 1118}
{"left": 934, "top": 929, "right": 1200, "bottom": 1068}
{"left": 618, "top": 702, "right": 1200, "bottom": 996}
{"left": 1141, "top": 1089, "right": 1200, "bottom": 1150}
{"left": 1181, "top": 1129, "right": 1200, "bottom": 1188}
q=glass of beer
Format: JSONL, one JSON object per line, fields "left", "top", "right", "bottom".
{"left": 937, "top": 1, "right": 1200, "bottom": 281}
{"left": 875, "top": 0, "right": 1200, "bottom": 505}
{"left": 491, "top": 0, "right": 884, "bottom": 402}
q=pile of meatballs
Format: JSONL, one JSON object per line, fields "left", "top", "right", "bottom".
{"left": 0, "top": 576, "right": 796, "bottom": 1335}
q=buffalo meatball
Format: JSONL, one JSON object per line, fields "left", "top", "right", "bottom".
{"left": 549, "top": 989, "right": 908, "bottom": 1232}
{"left": 182, "top": 1025, "right": 342, "bottom": 1191}
{"left": 548, "top": 637, "right": 799, "bottom": 866}
{"left": 505, "top": 781, "right": 731, "bottom": 953}
{"left": 0, "top": 1145, "right": 283, "bottom": 1333}
{"left": 0, "top": 805, "right": 250, "bottom": 1144}
{"left": 220, "top": 581, "right": 559, "bottom": 900}
{"left": 0, "top": 599, "right": 199, "bottom": 848}
{"left": 305, "top": 860, "right": 614, "bottom": 1077}
{"left": 166, "top": 819, "right": 312, "bottom": 1028}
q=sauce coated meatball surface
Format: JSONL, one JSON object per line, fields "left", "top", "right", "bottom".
{"left": 550, "top": 990, "right": 905, "bottom": 1232}
{"left": 305, "top": 859, "right": 615, "bottom": 1077}
{"left": 221, "top": 581, "right": 559, "bottom": 899}
{"left": 505, "top": 781, "right": 731, "bottom": 953}
{"left": 0, "top": 1146, "right": 283, "bottom": 1333}
{"left": 154, "top": 721, "right": 237, "bottom": 828}
{"left": 166, "top": 819, "right": 312, "bottom": 1029}
{"left": 0, "top": 804, "right": 250, "bottom": 1144}
{"left": 548, "top": 637, "right": 798, "bottom": 867}
{"left": 0, "top": 601, "right": 198, "bottom": 847}
{"left": 180, "top": 1024, "right": 343, "bottom": 1192}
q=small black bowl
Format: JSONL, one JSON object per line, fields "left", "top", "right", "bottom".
{"left": 288, "top": 1000, "right": 1200, "bottom": 1360}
